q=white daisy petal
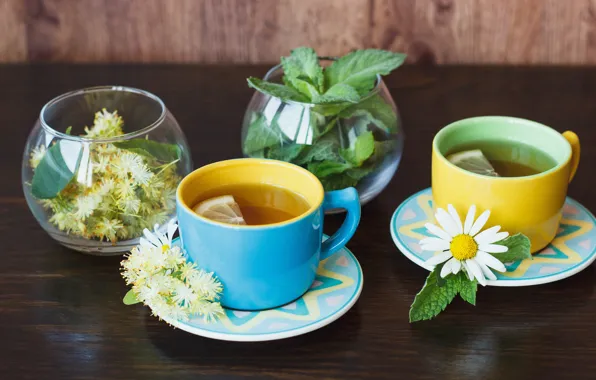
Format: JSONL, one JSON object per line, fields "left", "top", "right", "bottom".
{"left": 440, "top": 260, "right": 454, "bottom": 278}
{"left": 143, "top": 228, "right": 161, "bottom": 247}
{"left": 420, "top": 237, "right": 451, "bottom": 251}
{"left": 478, "top": 243, "right": 508, "bottom": 253}
{"left": 474, "top": 226, "right": 501, "bottom": 245}
{"left": 469, "top": 209, "right": 491, "bottom": 236}
{"left": 475, "top": 228, "right": 509, "bottom": 245}
{"left": 447, "top": 205, "right": 464, "bottom": 234}
{"left": 451, "top": 258, "right": 462, "bottom": 274}
{"left": 461, "top": 261, "right": 474, "bottom": 281}
{"left": 435, "top": 208, "right": 459, "bottom": 237}
{"left": 424, "top": 251, "right": 453, "bottom": 267}
{"left": 166, "top": 220, "right": 178, "bottom": 245}
{"left": 139, "top": 237, "right": 153, "bottom": 248}
{"left": 476, "top": 251, "right": 507, "bottom": 272}
{"left": 463, "top": 205, "right": 476, "bottom": 234}
{"left": 424, "top": 223, "right": 452, "bottom": 241}
{"left": 466, "top": 259, "right": 487, "bottom": 286}
{"left": 477, "top": 260, "right": 497, "bottom": 281}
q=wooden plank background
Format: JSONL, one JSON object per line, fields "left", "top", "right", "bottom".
{"left": 2, "top": 0, "right": 596, "bottom": 64}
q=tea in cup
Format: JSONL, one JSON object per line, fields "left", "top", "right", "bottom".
{"left": 176, "top": 158, "right": 361, "bottom": 310}
{"left": 432, "top": 116, "right": 580, "bottom": 253}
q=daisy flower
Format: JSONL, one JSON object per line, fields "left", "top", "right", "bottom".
{"left": 140, "top": 219, "right": 177, "bottom": 252}
{"left": 421, "top": 205, "right": 508, "bottom": 286}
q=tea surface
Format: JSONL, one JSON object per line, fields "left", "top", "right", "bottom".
{"left": 195, "top": 183, "right": 311, "bottom": 225}
{"left": 448, "top": 139, "right": 557, "bottom": 177}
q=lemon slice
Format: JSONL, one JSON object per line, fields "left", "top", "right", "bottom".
{"left": 447, "top": 149, "right": 499, "bottom": 177}
{"left": 193, "top": 195, "right": 246, "bottom": 225}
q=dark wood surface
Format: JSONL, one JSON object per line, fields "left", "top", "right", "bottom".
{"left": 2, "top": 64, "right": 596, "bottom": 380}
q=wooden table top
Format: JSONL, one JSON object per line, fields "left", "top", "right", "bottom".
{"left": 2, "top": 64, "right": 596, "bottom": 380}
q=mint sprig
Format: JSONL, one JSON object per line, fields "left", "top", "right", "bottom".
{"left": 243, "top": 47, "right": 405, "bottom": 192}
{"left": 410, "top": 233, "right": 532, "bottom": 322}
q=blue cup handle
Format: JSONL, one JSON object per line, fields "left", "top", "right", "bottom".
{"left": 320, "top": 187, "right": 361, "bottom": 260}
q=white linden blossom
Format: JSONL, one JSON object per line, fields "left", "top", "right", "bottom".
{"left": 29, "top": 145, "right": 47, "bottom": 169}
{"left": 30, "top": 110, "right": 181, "bottom": 243}
{"left": 73, "top": 195, "right": 100, "bottom": 220}
{"left": 121, "top": 221, "right": 224, "bottom": 323}
{"left": 421, "top": 205, "right": 508, "bottom": 286}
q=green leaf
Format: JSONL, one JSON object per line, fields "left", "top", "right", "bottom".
{"left": 340, "top": 94, "right": 398, "bottom": 133}
{"left": 457, "top": 272, "right": 477, "bottom": 305}
{"left": 345, "top": 167, "right": 372, "bottom": 181}
{"left": 435, "top": 262, "right": 447, "bottom": 287}
{"left": 247, "top": 77, "right": 310, "bottom": 103}
{"left": 242, "top": 113, "right": 284, "bottom": 155}
{"left": 65, "top": 126, "right": 72, "bottom": 135}
{"left": 307, "top": 160, "right": 351, "bottom": 178}
{"left": 312, "top": 83, "right": 360, "bottom": 104}
{"left": 312, "top": 103, "right": 352, "bottom": 117}
{"left": 319, "top": 173, "right": 359, "bottom": 191}
{"left": 113, "top": 138, "right": 181, "bottom": 162}
{"left": 123, "top": 289, "right": 141, "bottom": 305}
{"left": 31, "top": 140, "right": 83, "bottom": 199}
{"left": 340, "top": 131, "right": 375, "bottom": 166}
{"left": 409, "top": 267, "right": 459, "bottom": 323}
{"left": 325, "top": 49, "right": 406, "bottom": 96}
{"left": 266, "top": 143, "right": 305, "bottom": 162}
{"left": 281, "top": 47, "right": 324, "bottom": 92}
{"left": 492, "top": 233, "right": 532, "bottom": 263}
{"left": 293, "top": 131, "right": 341, "bottom": 165}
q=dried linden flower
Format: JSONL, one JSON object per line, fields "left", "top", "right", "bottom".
{"left": 30, "top": 109, "right": 181, "bottom": 243}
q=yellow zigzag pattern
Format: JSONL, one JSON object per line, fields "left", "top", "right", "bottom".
{"left": 398, "top": 194, "right": 593, "bottom": 278}
{"left": 218, "top": 256, "right": 355, "bottom": 332}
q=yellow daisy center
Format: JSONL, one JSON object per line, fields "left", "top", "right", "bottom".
{"left": 450, "top": 234, "right": 478, "bottom": 260}
{"left": 162, "top": 244, "right": 170, "bottom": 253}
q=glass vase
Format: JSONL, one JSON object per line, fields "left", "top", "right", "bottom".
{"left": 21, "top": 86, "right": 192, "bottom": 255}
{"left": 241, "top": 60, "right": 404, "bottom": 207}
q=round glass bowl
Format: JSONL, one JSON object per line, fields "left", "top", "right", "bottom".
{"left": 241, "top": 61, "right": 404, "bottom": 206}
{"left": 22, "top": 86, "right": 192, "bottom": 255}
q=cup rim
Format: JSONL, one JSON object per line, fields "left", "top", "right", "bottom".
{"left": 432, "top": 116, "right": 572, "bottom": 181}
{"left": 176, "top": 158, "right": 325, "bottom": 229}
{"left": 262, "top": 57, "right": 383, "bottom": 107}
{"left": 39, "top": 85, "right": 167, "bottom": 143}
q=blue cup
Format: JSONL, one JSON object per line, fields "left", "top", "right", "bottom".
{"left": 176, "top": 158, "right": 361, "bottom": 310}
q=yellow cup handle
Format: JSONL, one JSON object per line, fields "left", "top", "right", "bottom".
{"left": 562, "top": 131, "right": 580, "bottom": 182}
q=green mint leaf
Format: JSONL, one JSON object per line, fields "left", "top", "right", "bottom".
{"left": 65, "top": 126, "right": 72, "bottom": 135}
{"left": 319, "top": 173, "right": 359, "bottom": 191}
{"left": 325, "top": 49, "right": 406, "bottom": 95}
{"left": 113, "top": 139, "right": 181, "bottom": 162}
{"left": 31, "top": 140, "right": 83, "bottom": 199}
{"left": 340, "top": 131, "right": 375, "bottom": 166}
{"left": 345, "top": 167, "right": 372, "bottom": 181}
{"left": 266, "top": 143, "right": 304, "bottom": 162}
{"left": 435, "top": 262, "right": 447, "bottom": 287}
{"left": 247, "top": 77, "right": 310, "bottom": 103}
{"left": 492, "top": 233, "right": 532, "bottom": 263}
{"left": 340, "top": 94, "right": 398, "bottom": 133}
{"left": 317, "top": 117, "right": 338, "bottom": 138}
{"left": 312, "top": 83, "right": 360, "bottom": 104}
{"left": 123, "top": 289, "right": 141, "bottom": 305}
{"left": 456, "top": 272, "right": 477, "bottom": 305}
{"left": 281, "top": 47, "right": 324, "bottom": 92}
{"left": 294, "top": 130, "right": 341, "bottom": 165}
{"left": 243, "top": 113, "right": 284, "bottom": 155}
{"left": 307, "top": 160, "right": 351, "bottom": 178}
{"left": 312, "top": 103, "right": 352, "bottom": 117}
{"left": 409, "top": 267, "right": 459, "bottom": 323}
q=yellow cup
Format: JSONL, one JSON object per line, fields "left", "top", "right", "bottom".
{"left": 432, "top": 116, "right": 580, "bottom": 253}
